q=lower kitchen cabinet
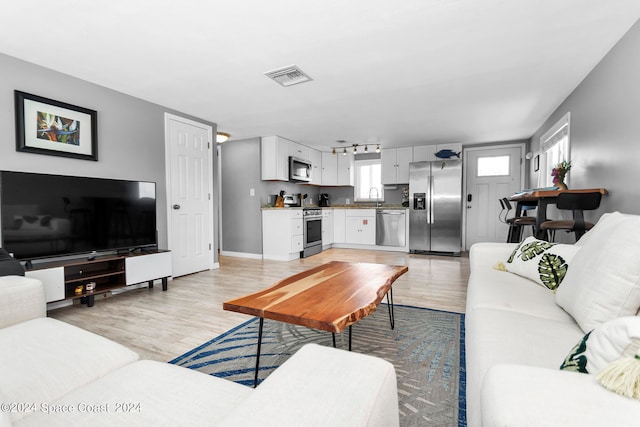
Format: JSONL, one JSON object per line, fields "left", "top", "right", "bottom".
{"left": 262, "top": 209, "right": 304, "bottom": 261}
{"left": 322, "top": 209, "right": 334, "bottom": 246}
{"left": 333, "top": 209, "right": 346, "bottom": 243}
{"left": 345, "top": 209, "right": 376, "bottom": 245}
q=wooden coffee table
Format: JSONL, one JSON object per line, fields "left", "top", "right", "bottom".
{"left": 223, "top": 261, "right": 408, "bottom": 387}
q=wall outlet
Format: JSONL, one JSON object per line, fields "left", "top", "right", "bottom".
{"left": 249, "top": 188, "right": 255, "bottom": 197}
{"left": 346, "top": 198, "right": 350, "bottom": 204}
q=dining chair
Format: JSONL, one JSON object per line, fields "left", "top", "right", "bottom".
{"left": 539, "top": 192, "right": 602, "bottom": 242}
{"left": 501, "top": 197, "right": 536, "bottom": 242}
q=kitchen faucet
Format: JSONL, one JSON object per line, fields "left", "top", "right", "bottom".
{"left": 369, "top": 187, "right": 381, "bottom": 208}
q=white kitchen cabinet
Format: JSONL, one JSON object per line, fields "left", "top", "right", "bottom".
{"left": 308, "top": 148, "right": 322, "bottom": 185}
{"left": 261, "top": 136, "right": 290, "bottom": 181}
{"left": 262, "top": 209, "right": 304, "bottom": 261}
{"left": 288, "top": 140, "right": 310, "bottom": 161}
{"left": 321, "top": 152, "right": 338, "bottom": 185}
{"left": 333, "top": 209, "right": 346, "bottom": 243}
{"left": 413, "top": 143, "right": 462, "bottom": 162}
{"left": 321, "top": 209, "right": 334, "bottom": 246}
{"left": 321, "top": 152, "right": 352, "bottom": 186}
{"left": 345, "top": 209, "right": 376, "bottom": 245}
{"left": 381, "top": 147, "right": 413, "bottom": 184}
{"left": 337, "top": 152, "right": 354, "bottom": 186}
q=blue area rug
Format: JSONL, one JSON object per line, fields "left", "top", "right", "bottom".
{"left": 171, "top": 304, "right": 466, "bottom": 426}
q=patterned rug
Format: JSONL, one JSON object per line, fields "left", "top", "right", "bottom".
{"left": 170, "top": 304, "right": 466, "bottom": 426}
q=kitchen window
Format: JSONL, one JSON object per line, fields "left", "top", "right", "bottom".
{"left": 354, "top": 159, "right": 384, "bottom": 202}
{"left": 538, "top": 112, "right": 571, "bottom": 187}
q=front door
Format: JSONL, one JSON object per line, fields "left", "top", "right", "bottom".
{"left": 165, "top": 113, "right": 214, "bottom": 277}
{"left": 464, "top": 145, "right": 524, "bottom": 249}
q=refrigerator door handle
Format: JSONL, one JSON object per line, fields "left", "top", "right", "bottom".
{"left": 426, "top": 175, "right": 431, "bottom": 224}
{"left": 429, "top": 174, "right": 435, "bottom": 224}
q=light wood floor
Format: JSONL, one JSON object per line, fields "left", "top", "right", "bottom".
{"left": 48, "top": 248, "right": 470, "bottom": 362}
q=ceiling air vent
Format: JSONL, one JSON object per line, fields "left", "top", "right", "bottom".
{"left": 264, "top": 65, "right": 313, "bottom": 87}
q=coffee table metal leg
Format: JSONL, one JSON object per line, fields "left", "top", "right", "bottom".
{"left": 254, "top": 317, "right": 264, "bottom": 388}
{"left": 348, "top": 325, "right": 352, "bottom": 351}
{"left": 386, "top": 288, "right": 395, "bottom": 330}
{"left": 332, "top": 333, "right": 336, "bottom": 348}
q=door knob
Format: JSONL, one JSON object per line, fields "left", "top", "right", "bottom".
{"left": 173, "top": 204, "right": 181, "bottom": 210}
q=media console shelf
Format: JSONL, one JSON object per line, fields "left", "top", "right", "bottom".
{"left": 25, "top": 250, "right": 171, "bottom": 308}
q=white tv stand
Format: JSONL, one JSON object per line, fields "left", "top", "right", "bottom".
{"left": 25, "top": 250, "right": 171, "bottom": 307}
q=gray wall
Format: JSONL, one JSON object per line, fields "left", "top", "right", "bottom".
{"left": 528, "top": 19, "right": 640, "bottom": 218}
{"left": 0, "top": 53, "right": 219, "bottom": 263}
{"left": 220, "top": 137, "right": 320, "bottom": 255}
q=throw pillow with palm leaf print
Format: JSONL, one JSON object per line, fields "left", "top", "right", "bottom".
{"left": 505, "top": 236, "right": 582, "bottom": 291}
{"left": 560, "top": 316, "right": 640, "bottom": 380}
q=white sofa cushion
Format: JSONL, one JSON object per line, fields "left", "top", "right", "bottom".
{"left": 465, "top": 308, "right": 584, "bottom": 427}
{"left": 560, "top": 316, "right": 640, "bottom": 375}
{"left": 505, "top": 236, "right": 581, "bottom": 291}
{"left": 0, "top": 317, "right": 139, "bottom": 422}
{"left": 555, "top": 212, "right": 640, "bottom": 332}
{"left": 467, "top": 267, "right": 575, "bottom": 322}
{"left": 481, "top": 364, "right": 640, "bottom": 427}
{"left": 218, "top": 343, "right": 399, "bottom": 427}
{"left": 15, "top": 360, "right": 253, "bottom": 427}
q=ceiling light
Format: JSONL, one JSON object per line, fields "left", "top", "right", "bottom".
{"left": 364, "top": 145, "right": 368, "bottom": 152}
{"left": 342, "top": 148, "right": 347, "bottom": 156}
{"left": 376, "top": 145, "right": 380, "bottom": 153}
{"left": 332, "top": 148, "right": 336, "bottom": 156}
{"left": 216, "top": 132, "right": 230, "bottom": 143}
{"left": 353, "top": 145, "right": 357, "bottom": 154}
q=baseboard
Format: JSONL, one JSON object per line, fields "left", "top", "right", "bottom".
{"left": 220, "top": 251, "right": 263, "bottom": 260}
{"left": 330, "top": 243, "right": 409, "bottom": 252}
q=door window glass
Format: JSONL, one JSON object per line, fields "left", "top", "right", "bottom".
{"left": 477, "top": 156, "right": 510, "bottom": 177}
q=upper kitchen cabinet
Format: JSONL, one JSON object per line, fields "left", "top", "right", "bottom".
{"left": 413, "top": 143, "right": 463, "bottom": 162}
{"left": 262, "top": 136, "right": 318, "bottom": 182}
{"left": 321, "top": 152, "right": 338, "bottom": 185}
{"left": 308, "top": 148, "right": 322, "bottom": 185}
{"left": 288, "top": 140, "right": 310, "bottom": 161}
{"left": 381, "top": 147, "right": 413, "bottom": 184}
{"left": 337, "top": 152, "right": 354, "bottom": 186}
{"left": 261, "top": 136, "right": 290, "bottom": 181}
{"left": 321, "top": 152, "right": 354, "bottom": 186}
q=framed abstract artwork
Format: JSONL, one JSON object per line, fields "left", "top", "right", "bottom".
{"left": 15, "top": 90, "right": 98, "bottom": 161}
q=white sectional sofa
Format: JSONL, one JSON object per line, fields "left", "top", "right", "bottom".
{"left": 466, "top": 212, "right": 640, "bottom": 426}
{"left": 0, "top": 275, "right": 399, "bottom": 427}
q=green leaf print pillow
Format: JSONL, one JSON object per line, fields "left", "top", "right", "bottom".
{"left": 505, "top": 236, "right": 582, "bottom": 291}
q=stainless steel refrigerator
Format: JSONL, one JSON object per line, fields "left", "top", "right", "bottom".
{"left": 409, "top": 160, "right": 462, "bottom": 254}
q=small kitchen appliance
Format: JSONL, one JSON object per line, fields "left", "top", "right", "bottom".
{"left": 318, "top": 193, "right": 330, "bottom": 207}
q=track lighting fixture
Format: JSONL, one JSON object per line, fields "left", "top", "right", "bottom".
{"left": 330, "top": 143, "right": 382, "bottom": 155}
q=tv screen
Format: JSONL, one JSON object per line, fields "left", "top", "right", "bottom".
{"left": 0, "top": 171, "right": 157, "bottom": 260}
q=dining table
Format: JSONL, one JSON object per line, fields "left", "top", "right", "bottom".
{"left": 508, "top": 188, "right": 608, "bottom": 240}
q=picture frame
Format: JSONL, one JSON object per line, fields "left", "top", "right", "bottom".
{"left": 15, "top": 90, "right": 98, "bottom": 161}
{"left": 533, "top": 154, "right": 540, "bottom": 172}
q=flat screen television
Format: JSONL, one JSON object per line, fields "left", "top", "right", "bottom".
{"left": 0, "top": 171, "right": 157, "bottom": 261}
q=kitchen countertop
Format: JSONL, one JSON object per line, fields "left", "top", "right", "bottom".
{"left": 261, "top": 205, "right": 408, "bottom": 210}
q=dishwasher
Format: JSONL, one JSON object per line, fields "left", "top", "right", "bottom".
{"left": 376, "top": 210, "right": 406, "bottom": 247}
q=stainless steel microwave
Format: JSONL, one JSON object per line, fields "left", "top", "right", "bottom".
{"left": 289, "top": 156, "right": 312, "bottom": 182}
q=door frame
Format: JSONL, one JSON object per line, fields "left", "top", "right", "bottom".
{"left": 164, "top": 112, "right": 216, "bottom": 272}
{"left": 462, "top": 142, "right": 526, "bottom": 250}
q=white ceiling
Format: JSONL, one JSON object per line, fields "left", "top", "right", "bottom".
{"left": 1, "top": 1, "right": 639, "bottom": 151}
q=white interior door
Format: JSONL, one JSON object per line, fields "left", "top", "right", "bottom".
{"left": 165, "top": 113, "right": 214, "bottom": 277}
{"left": 464, "top": 145, "right": 524, "bottom": 249}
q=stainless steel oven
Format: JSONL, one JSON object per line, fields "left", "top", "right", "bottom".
{"left": 302, "top": 208, "right": 322, "bottom": 258}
